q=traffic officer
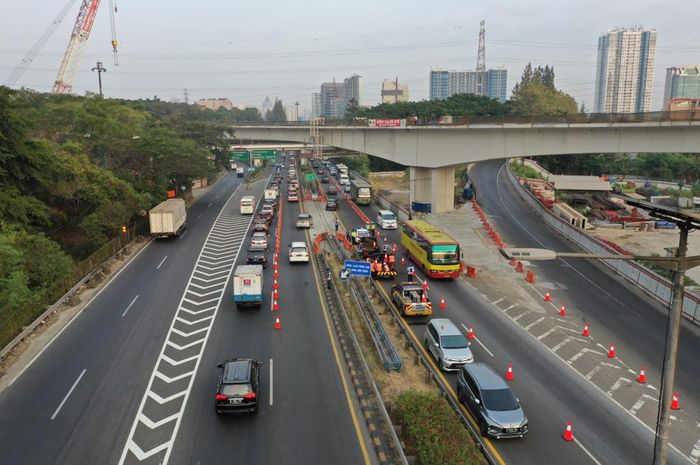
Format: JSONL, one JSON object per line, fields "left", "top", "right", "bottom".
{"left": 326, "top": 267, "right": 332, "bottom": 289}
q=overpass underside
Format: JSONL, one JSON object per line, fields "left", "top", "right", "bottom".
{"left": 233, "top": 122, "right": 700, "bottom": 213}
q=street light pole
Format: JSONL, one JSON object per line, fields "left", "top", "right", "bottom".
{"left": 653, "top": 224, "right": 688, "bottom": 465}
{"left": 91, "top": 61, "right": 107, "bottom": 96}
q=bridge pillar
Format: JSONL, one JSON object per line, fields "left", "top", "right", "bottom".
{"left": 409, "top": 166, "right": 455, "bottom": 214}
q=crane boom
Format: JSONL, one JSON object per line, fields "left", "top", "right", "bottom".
{"left": 52, "top": 0, "right": 101, "bottom": 94}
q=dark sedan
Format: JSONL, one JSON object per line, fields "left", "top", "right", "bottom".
{"left": 325, "top": 198, "right": 339, "bottom": 211}
{"left": 246, "top": 245, "right": 267, "bottom": 268}
{"left": 252, "top": 217, "right": 269, "bottom": 233}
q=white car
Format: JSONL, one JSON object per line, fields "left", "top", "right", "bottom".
{"left": 288, "top": 241, "right": 310, "bottom": 263}
{"left": 296, "top": 214, "right": 313, "bottom": 228}
{"left": 250, "top": 232, "right": 269, "bottom": 250}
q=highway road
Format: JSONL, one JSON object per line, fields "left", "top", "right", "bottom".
{"left": 321, "top": 166, "right": 697, "bottom": 465}
{"left": 0, "top": 165, "right": 369, "bottom": 465}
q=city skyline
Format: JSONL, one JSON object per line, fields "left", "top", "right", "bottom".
{"left": 1, "top": 0, "right": 699, "bottom": 114}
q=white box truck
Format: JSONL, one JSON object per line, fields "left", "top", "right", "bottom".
{"left": 233, "top": 265, "right": 263, "bottom": 308}
{"left": 149, "top": 198, "right": 186, "bottom": 238}
{"left": 264, "top": 188, "right": 278, "bottom": 200}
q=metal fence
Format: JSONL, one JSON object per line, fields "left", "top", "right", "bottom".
{"left": 504, "top": 163, "right": 700, "bottom": 324}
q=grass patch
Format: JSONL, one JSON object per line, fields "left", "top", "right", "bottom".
{"left": 510, "top": 161, "right": 544, "bottom": 180}
{"left": 394, "top": 390, "right": 487, "bottom": 465}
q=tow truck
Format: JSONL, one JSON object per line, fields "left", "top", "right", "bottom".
{"left": 390, "top": 282, "right": 432, "bottom": 317}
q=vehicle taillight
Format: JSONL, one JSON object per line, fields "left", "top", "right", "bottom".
{"left": 215, "top": 394, "right": 228, "bottom": 401}
{"left": 243, "top": 393, "right": 257, "bottom": 400}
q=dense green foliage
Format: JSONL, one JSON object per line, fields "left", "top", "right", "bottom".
{"left": 510, "top": 161, "right": 545, "bottom": 180}
{"left": 0, "top": 87, "right": 236, "bottom": 349}
{"left": 510, "top": 63, "right": 577, "bottom": 116}
{"left": 265, "top": 98, "right": 287, "bottom": 122}
{"left": 355, "top": 93, "right": 509, "bottom": 120}
{"left": 327, "top": 155, "right": 369, "bottom": 178}
{"left": 394, "top": 390, "right": 486, "bottom": 465}
{"left": 534, "top": 153, "right": 700, "bottom": 184}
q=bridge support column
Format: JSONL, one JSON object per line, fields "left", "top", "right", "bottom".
{"left": 409, "top": 166, "right": 454, "bottom": 214}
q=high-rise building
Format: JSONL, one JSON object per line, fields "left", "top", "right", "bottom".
{"left": 429, "top": 68, "right": 507, "bottom": 102}
{"left": 315, "top": 75, "right": 362, "bottom": 118}
{"left": 344, "top": 74, "right": 362, "bottom": 110}
{"left": 381, "top": 79, "right": 409, "bottom": 103}
{"left": 284, "top": 105, "right": 298, "bottom": 122}
{"left": 594, "top": 27, "right": 657, "bottom": 113}
{"left": 262, "top": 96, "right": 273, "bottom": 117}
{"left": 311, "top": 93, "right": 322, "bottom": 118}
{"left": 663, "top": 66, "right": 700, "bottom": 110}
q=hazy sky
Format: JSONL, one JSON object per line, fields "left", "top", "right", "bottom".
{"left": 2, "top": 0, "right": 699, "bottom": 114}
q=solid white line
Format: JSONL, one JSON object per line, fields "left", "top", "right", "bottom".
{"left": 269, "top": 358, "right": 274, "bottom": 406}
{"left": 461, "top": 323, "right": 494, "bottom": 357}
{"left": 574, "top": 437, "right": 604, "bottom": 465}
{"left": 121, "top": 295, "right": 140, "bottom": 317}
{"left": 156, "top": 256, "right": 168, "bottom": 270}
{"left": 491, "top": 297, "right": 504, "bottom": 305}
{"left": 50, "top": 369, "right": 86, "bottom": 420}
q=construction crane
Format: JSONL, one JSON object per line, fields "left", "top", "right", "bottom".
{"left": 52, "top": 0, "right": 118, "bottom": 94}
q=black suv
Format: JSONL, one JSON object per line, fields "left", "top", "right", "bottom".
{"left": 215, "top": 358, "right": 261, "bottom": 415}
{"left": 246, "top": 245, "right": 267, "bottom": 267}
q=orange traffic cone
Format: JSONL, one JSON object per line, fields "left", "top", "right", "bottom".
{"left": 637, "top": 367, "right": 646, "bottom": 384}
{"left": 273, "top": 288, "right": 279, "bottom": 300}
{"left": 422, "top": 281, "right": 428, "bottom": 291}
{"left": 401, "top": 257, "right": 406, "bottom": 267}
{"left": 607, "top": 344, "right": 616, "bottom": 358}
{"left": 273, "top": 279, "right": 279, "bottom": 290}
{"left": 273, "top": 299, "right": 279, "bottom": 311}
{"left": 421, "top": 293, "right": 427, "bottom": 303}
{"left": 559, "top": 305, "right": 566, "bottom": 316}
{"left": 544, "top": 292, "right": 551, "bottom": 302}
{"left": 505, "top": 363, "right": 514, "bottom": 381}
{"left": 467, "top": 326, "right": 475, "bottom": 340}
{"left": 273, "top": 262, "right": 279, "bottom": 271}
{"left": 563, "top": 420, "right": 574, "bottom": 441}
{"left": 439, "top": 297, "right": 446, "bottom": 309}
{"left": 274, "top": 317, "right": 281, "bottom": 330}
{"left": 671, "top": 391, "right": 680, "bottom": 410}
{"left": 581, "top": 322, "right": 589, "bottom": 337}
{"left": 273, "top": 269, "right": 279, "bottom": 279}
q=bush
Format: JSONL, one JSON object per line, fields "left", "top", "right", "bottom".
{"left": 394, "top": 390, "right": 486, "bottom": 465}
{"left": 510, "top": 161, "right": 544, "bottom": 180}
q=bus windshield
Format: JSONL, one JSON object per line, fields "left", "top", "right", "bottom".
{"left": 430, "top": 245, "right": 459, "bottom": 264}
{"left": 358, "top": 187, "right": 370, "bottom": 196}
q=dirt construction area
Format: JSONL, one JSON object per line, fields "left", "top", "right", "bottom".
{"left": 590, "top": 226, "right": 700, "bottom": 287}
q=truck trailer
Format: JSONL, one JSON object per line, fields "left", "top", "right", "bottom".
{"left": 233, "top": 265, "right": 263, "bottom": 308}
{"left": 149, "top": 198, "right": 187, "bottom": 238}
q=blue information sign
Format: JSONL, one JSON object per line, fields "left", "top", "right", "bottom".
{"left": 344, "top": 260, "right": 371, "bottom": 277}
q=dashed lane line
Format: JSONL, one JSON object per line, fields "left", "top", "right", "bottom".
{"left": 51, "top": 368, "right": 86, "bottom": 420}
{"left": 122, "top": 295, "right": 139, "bottom": 317}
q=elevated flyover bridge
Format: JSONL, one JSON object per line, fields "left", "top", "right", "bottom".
{"left": 232, "top": 111, "right": 700, "bottom": 213}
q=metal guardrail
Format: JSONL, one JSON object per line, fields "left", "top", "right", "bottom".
{"left": 504, "top": 161, "right": 700, "bottom": 324}
{"left": 312, "top": 201, "right": 402, "bottom": 371}
{"left": 367, "top": 278, "right": 500, "bottom": 465}
{"left": 315, "top": 250, "right": 408, "bottom": 465}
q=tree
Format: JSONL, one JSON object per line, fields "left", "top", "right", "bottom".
{"left": 346, "top": 97, "right": 358, "bottom": 117}
{"left": 266, "top": 98, "right": 287, "bottom": 122}
{"left": 510, "top": 63, "right": 577, "bottom": 116}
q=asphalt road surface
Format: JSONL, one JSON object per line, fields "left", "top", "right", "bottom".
{"left": 0, "top": 168, "right": 368, "bottom": 465}
{"left": 324, "top": 167, "right": 696, "bottom": 465}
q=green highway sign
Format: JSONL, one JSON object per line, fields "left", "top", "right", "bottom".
{"left": 252, "top": 149, "right": 277, "bottom": 159}
{"left": 230, "top": 151, "right": 249, "bottom": 161}
{"left": 306, "top": 173, "right": 317, "bottom": 181}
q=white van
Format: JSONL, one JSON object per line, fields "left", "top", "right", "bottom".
{"left": 377, "top": 210, "right": 397, "bottom": 229}
{"left": 339, "top": 174, "right": 350, "bottom": 186}
{"left": 240, "top": 196, "right": 256, "bottom": 214}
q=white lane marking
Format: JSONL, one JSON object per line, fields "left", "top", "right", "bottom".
{"left": 8, "top": 237, "right": 154, "bottom": 387}
{"left": 630, "top": 394, "right": 658, "bottom": 416}
{"left": 156, "top": 256, "right": 168, "bottom": 270}
{"left": 207, "top": 202, "right": 213, "bottom": 208}
{"left": 269, "top": 358, "right": 274, "bottom": 406}
{"left": 495, "top": 163, "right": 638, "bottom": 315}
{"left": 461, "top": 324, "right": 494, "bottom": 357}
{"left": 689, "top": 435, "right": 700, "bottom": 462}
{"left": 551, "top": 335, "right": 588, "bottom": 353}
{"left": 502, "top": 304, "right": 516, "bottom": 312}
{"left": 178, "top": 230, "right": 188, "bottom": 240}
{"left": 585, "top": 362, "right": 620, "bottom": 380}
{"left": 606, "top": 377, "right": 633, "bottom": 397}
{"left": 196, "top": 214, "right": 202, "bottom": 220}
{"left": 512, "top": 311, "right": 531, "bottom": 322}
{"left": 491, "top": 297, "right": 504, "bottom": 305}
{"left": 573, "top": 437, "right": 604, "bottom": 465}
{"left": 122, "top": 295, "right": 140, "bottom": 317}
{"left": 524, "top": 316, "right": 545, "bottom": 330}
{"left": 568, "top": 348, "right": 606, "bottom": 364}
{"left": 50, "top": 369, "right": 86, "bottom": 420}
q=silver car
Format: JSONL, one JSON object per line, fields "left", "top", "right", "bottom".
{"left": 250, "top": 232, "right": 268, "bottom": 250}
{"left": 457, "top": 363, "right": 528, "bottom": 439}
{"left": 295, "top": 213, "right": 313, "bottom": 228}
{"left": 424, "top": 318, "right": 474, "bottom": 371}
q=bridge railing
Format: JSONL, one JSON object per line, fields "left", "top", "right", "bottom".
{"left": 236, "top": 110, "right": 700, "bottom": 128}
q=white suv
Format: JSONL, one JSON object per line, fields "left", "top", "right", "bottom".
{"left": 288, "top": 241, "right": 310, "bottom": 263}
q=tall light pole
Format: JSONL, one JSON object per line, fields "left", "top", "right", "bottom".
{"left": 501, "top": 198, "right": 700, "bottom": 465}
{"left": 91, "top": 61, "right": 107, "bottom": 96}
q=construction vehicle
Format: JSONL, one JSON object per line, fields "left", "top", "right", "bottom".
{"left": 390, "top": 282, "right": 432, "bottom": 317}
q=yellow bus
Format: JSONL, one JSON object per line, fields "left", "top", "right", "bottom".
{"left": 400, "top": 220, "right": 461, "bottom": 278}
